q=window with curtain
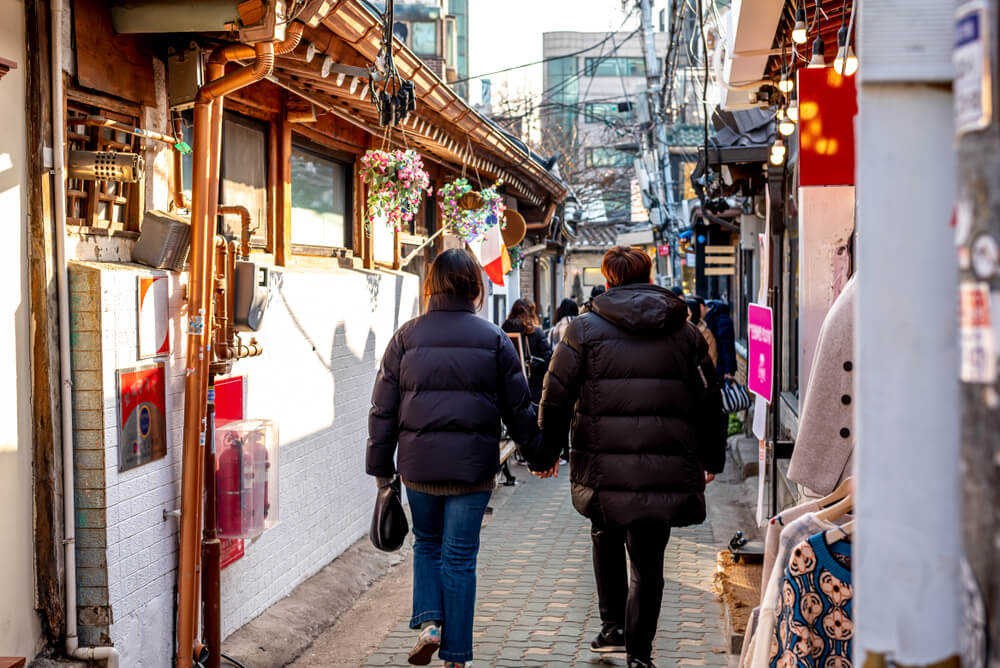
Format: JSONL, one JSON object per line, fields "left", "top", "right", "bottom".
{"left": 290, "top": 143, "right": 352, "bottom": 250}
{"left": 220, "top": 113, "right": 268, "bottom": 245}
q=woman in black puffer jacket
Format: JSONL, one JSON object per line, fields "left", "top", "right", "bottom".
{"left": 501, "top": 299, "right": 551, "bottom": 403}
{"left": 538, "top": 246, "right": 726, "bottom": 668}
{"left": 367, "top": 249, "right": 557, "bottom": 668}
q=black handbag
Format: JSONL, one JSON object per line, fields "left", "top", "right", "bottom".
{"left": 721, "top": 380, "right": 752, "bottom": 414}
{"left": 370, "top": 475, "right": 409, "bottom": 552}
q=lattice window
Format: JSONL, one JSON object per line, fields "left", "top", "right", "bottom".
{"left": 66, "top": 100, "right": 142, "bottom": 231}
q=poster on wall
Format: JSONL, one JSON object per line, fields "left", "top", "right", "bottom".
{"left": 137, "top": 275, "right": 170, "bottom": 358}
{"left": 118, "top": 363, "right": 167, "bottom": 472}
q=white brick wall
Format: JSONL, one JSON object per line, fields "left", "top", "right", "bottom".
{"left": 77, "top": 261, "right": 419, "bottom": 667}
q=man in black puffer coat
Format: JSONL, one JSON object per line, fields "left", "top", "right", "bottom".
{"left": 538, "top": 246, "right": 726, "bottom": 668}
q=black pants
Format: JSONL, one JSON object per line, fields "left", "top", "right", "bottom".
{"left": 591, "top": 519, "right": 671, "bottom": 661}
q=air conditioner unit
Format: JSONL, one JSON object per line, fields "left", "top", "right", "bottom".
{"left": 132, "top": 210, "right": 191, "bottom": 272}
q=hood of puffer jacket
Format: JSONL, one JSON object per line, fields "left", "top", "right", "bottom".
{"left": 590, "top": 283, "right": 690, "bottom": 334}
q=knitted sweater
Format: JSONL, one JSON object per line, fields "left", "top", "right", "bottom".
{"left": 377, "top": 476, "right": 495, "bottom": 497}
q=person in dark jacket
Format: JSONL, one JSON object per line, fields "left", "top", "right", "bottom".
{"left": 704, "top": 299, "right": 737, "bottom": 383}
{"left": 367, "top": 249, "right": 557, "bottom": 668}
{"left": 501, "top": 299, "right": 552, "bottom": 404}
{"left": 538, "top": 246, "right": 727, "bottom": 668}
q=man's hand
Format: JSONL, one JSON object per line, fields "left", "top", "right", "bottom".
{"left": 705, "top": 472, "right": 716, "bottom": 484}
{"left": 532, "top": 461, "right": 560, "bottom": 479}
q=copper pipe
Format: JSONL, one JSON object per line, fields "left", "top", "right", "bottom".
{"left": 171, "top": 115, "right": 188, "bottom": 211}
{"left": 176, "top": 40, "right": 275, "bottom": 668}
{"left": 200, "top": 371, "right": 221, "bottom": 668}
{"left": 83, "top": 115, "right": 180, "bottom": 145}
{"left": 218, "top": 205, "right": 253, "bottom": 259}
{"left": 227, "top": 240, "right": 238, "bottom": 359}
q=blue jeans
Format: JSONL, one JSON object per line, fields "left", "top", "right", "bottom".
{"left": 406, "top": 487, "right": 491, "bottom": 663}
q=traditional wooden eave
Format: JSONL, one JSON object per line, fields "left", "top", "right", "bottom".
{"left": 268, "top": 0, "right": 568, "bottom": 208}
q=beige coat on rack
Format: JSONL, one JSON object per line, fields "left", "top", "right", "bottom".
{"left": 787, "top": 275, "right": 857, "bottom": 496}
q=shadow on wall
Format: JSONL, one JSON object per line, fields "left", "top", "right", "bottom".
{"left": 216, "top": 268, "right": 417, "bottom": 641}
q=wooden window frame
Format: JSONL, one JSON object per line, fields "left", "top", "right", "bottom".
{"left": 65, "top": 88, "right": 144, "bottom": 236}
{"left": 287, "top": 134, "right": 355, "bottom": 258}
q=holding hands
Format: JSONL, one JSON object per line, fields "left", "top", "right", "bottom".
{"left": 532, "top": 461, "right": 560, "bottom": 479}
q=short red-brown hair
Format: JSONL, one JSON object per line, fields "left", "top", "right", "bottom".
{"left": 601, "top": 246, "right": 652, "bottom": 287}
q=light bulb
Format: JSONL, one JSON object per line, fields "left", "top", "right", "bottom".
{"left": 792, "top": 7, "right": 808, "bottom": 44}
{"left": 835, "top": 46, "right": 858, "bottom": 76}
{"left": 808, "top": 35, "right": 827, "bottom": 68}
{"left": 778, "top": 75, "right": 794, "bottom": 93}
{"left": 776, "top": 107, "right": 786, "bottom": 121}
{"left": 787, "top": 102, "right": 799, "bottom": 122}
{"left": 779, "top": 118, "right": 796, "bottom": 136}
{"left": 833, "top": 26, "right": 858, "bottom": 76}
{"left": 770, "top": 141, "right": 786, "bottom": 165}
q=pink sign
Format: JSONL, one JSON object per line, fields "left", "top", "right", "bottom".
{"left": 747, "top": 304, "right": 774, "bottom": 403}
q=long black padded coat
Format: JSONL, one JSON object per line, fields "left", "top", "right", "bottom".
{"left": 538, "top": 283, "right": 727, "bottom": 527}
{"left": 366, "top": 293, "right": 556, "bottom": 485}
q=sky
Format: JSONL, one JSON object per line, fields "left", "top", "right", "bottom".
{"left": 466, "top": 0, "right": 660, "bottom": 108}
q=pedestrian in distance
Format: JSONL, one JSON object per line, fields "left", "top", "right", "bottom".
{"left": 536, "top": 246, "right": 728, "bottom": 668}
{"left": 687, "top": 297, "right": 718, "bottom": 368}
{"left": 704, "top": 299, "right": 738, "bottom": 384}
{"left": 547, "top": 298, "right": 580, "bottom": 348}
{"left": 366, "top": 249, "right": 559, "bottom": 668}
{"left": 501, "top": 299, "right": 552, "bottom": 404}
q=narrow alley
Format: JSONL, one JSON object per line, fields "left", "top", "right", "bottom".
{"left": 278, "top": 473, "right": 731, "bottom": 668}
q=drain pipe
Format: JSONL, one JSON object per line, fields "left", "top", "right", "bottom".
{"left": 175, "top": 39, "right": 275, "bottom": 668}
{"left": 51, "top": 0, "right": 120, "bottom": 665}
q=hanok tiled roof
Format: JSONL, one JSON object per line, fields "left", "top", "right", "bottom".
{"left": 667, "top": 124, "right": 706, "bottom": 148}
{"left": 567, "top": 224, "right": 620, "bottom": 251}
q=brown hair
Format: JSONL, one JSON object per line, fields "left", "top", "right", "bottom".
{"left": 601, "top": 245, "right": 652, "bottom": 287}
{"left": 507, "top": 298, "right": 539, "bottom": 334}
{"left": 423, "top": 248, "right": 484, "bottom": 309}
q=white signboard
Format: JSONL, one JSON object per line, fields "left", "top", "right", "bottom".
{"left": 954, "top": 2, "right": 992, "bottom": 135}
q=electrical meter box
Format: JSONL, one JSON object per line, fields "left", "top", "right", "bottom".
{"left": 234, "top": 261, "right": 269, "bottom": 331}
{"left": 215, "top": 419, "right": 279, "bottom": 540}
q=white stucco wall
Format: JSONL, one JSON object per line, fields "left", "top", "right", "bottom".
{"left": 0, "top": 0, "right": 44, "bottom": 660}
{"left": 75, "top": 261, "right": 418, "bottom": 667}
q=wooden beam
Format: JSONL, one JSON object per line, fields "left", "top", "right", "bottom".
{"left": 275, "top": 93, "right": 293, "bottom": 266}
{"left": 266, "top": 119, "right": 278, "bottom": 253}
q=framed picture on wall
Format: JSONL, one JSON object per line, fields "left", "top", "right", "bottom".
{"left": 117, "top": 362, "right": 167, "bottom": 472}
{"left": 137, "top": 275, "right": 170, "bottom": 359}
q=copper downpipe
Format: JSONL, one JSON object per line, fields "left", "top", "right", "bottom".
{"left": 176, "top": 39, "right": 274, "bottom": 668}
{"left": 218, "top": 205, "right": 253, "bottom": 259}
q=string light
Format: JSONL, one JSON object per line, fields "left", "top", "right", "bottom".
{"left": 787, "top": 91, "right": 799, "bottom": 122}
{"left": 808, "top": 34, "right": 827, "bottom": 68}
{"left": 834, "top": 26, "right": 858, "bottom": 76}
{"left": 778, "top": 63, "right": 794, "bottom": 93}
{"left": 770, "top": 139, "right": 787, "bottom": 165}
{"left": 792, "top": 6, "right": 808, "bottom": 44}
{"left": 779, "top": 111, "right": 796, "bottom": 136}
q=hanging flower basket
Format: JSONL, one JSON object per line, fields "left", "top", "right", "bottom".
{"left": 507, "top": 243, "right": 524, "bottom": 273}
{"left": 360, "top": 149, "right": 431, "bottom": 232}
{"left": 438, "top": 178, "right": 507, "bottom": 244}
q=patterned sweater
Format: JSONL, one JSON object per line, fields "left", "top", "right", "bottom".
{"left": 770, "top": 533, "right": 853, "bottom": 668}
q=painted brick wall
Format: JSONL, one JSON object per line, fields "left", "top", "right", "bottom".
{"left": 69, "top": 260, "right": 419, "bottom": 667}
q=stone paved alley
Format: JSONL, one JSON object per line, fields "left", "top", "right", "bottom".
{"left": 287, "top": 471, "right": 732, "bottom": 667}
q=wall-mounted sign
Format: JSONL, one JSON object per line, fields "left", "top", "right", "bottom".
{"left": 747, "top": 304, "right": 774, "bottom": 403}
{"left": 954, "top": 2, "right": 991, "bottom": 136}
{"left": 959, "top": 282, "right": 996, "bottom": 384}
{"left": 137, "top": 275, "right": 170, "bottom": 358}
{"left": 118, "top": 363, "right": 167, "bottom": 472}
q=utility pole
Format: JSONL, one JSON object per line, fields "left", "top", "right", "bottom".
{"left": 637, "top": 0, "right": 670, "bottom": 279}
{"left": 957, "top": 0, "right": 1000, "bottom": 661}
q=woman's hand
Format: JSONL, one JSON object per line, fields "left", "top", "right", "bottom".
{"left": 532, "top": 461, "right": 560, "bottom": 479}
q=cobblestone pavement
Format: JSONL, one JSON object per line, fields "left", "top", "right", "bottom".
{"left": 361, "top": 472, "right": 730, "bottom": 667}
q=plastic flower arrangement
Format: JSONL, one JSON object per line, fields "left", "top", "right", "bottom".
{"left": 438, "top": 178, "right": 507, "bottom": 244}
{"left": 360, "top": 149, "right": 431, "bottom": 232}
{"left": 507, "top": 244, "right": 524, "bottom": 273}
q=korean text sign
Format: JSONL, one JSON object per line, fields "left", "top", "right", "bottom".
{"left": 748, "top": 304, "right": 774, "bottom": 403}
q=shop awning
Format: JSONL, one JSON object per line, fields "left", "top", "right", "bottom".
{"left": 690, "top": 108, "right": 776, "bottom": 199}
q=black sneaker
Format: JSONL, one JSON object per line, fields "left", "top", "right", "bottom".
{"left": 627, "top": 658, "right": 657, "bottom": 668}
{"left": 590, "top": 629, "right": 625, "bottom": 654}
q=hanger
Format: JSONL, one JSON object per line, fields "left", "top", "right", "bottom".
{"left": 817, "top": 477, "right": 853, "bottom": 510}
{"left": 825, "top": 519, "right": 855, "bottom": 544}
{"left": 816, "top": 493, "right": 853, "bottom": 522}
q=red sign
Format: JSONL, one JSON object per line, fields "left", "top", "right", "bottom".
{"left": 118, "top": 364, "right": 167, "bottom": 471}
{"left": 215, "top": 375, "right": 246, "bottom": 568}
{"left": 798, "top": 68, "right": 857, "bottom": 187}
{"left": 657, "top": 244, "right": 670, "bottom": 257}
